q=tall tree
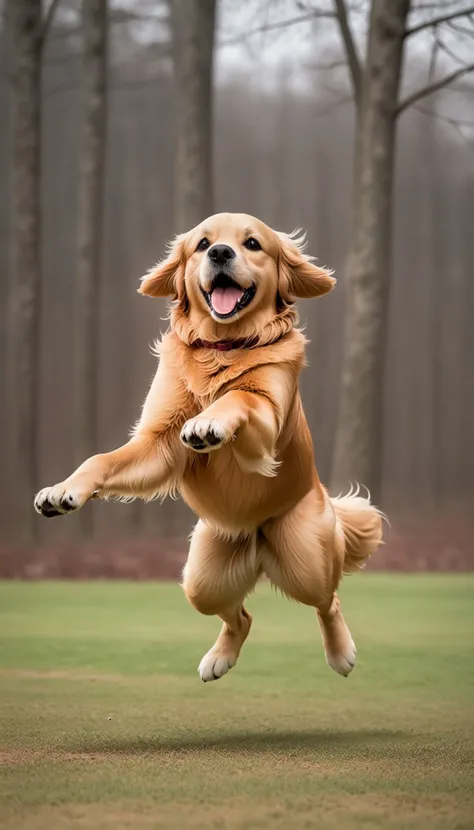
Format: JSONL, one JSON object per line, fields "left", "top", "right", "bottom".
{"left": 329, "top": 0, "right": 474, "bottom": 501}
{"left": 172, "top": 0, "right": 216, "bottom": 232}
{"left": 330, "top": 0, "right": 410, "bottom": 500}
{"left": 6, "top": 0, "right": 58, "bottom": 543}
{"left": 73, "top": 0, "right": 107, "bottom": 535}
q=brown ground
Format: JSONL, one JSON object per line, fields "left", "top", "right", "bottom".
{"left": 1, "top": 515, "right": 472, "bottom": 578}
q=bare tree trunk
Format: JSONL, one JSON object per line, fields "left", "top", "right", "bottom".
{"left": 330, "top": 0, "right": 410, "bottom": 502}
{"left": 460, "top": 170, "right": 474, "bottom": 511}
{"left": 6, "top": 0, "right": 42, "bottom": 544}
{"left": 172, "top": 0, "right": 216, "bottom": 232}
{"left": 73, "top": 0, "right": 107, "bottom": 536}
{"left": 426, "top": 102, "right": 444, "bottom": 510}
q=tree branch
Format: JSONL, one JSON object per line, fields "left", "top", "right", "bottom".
{"left": 427, "top": 26, "right": 438, "bottom": 83}
{"left": 306, "top": 56, "right": 347, "bottom": 72}
{"left": 415, "top": 104, "right": 474, "bottom": 129}
{"left": 314, "top": 57, "right": 348, "bottom": 70}
{"left": 404, "top": 5, "right": 474, "bottom": 38}
{"left": 448, "top": 19, "right": 474, "bottom": 36}
{"left": 434, "top": 30, "right": 472, "bottom": 67}
{"left": 40, "top": 0, "right": 61, "bottom": 48}
{"left": 397, "top": 64, "right": 474, "bottom": 114}
{"left": 333, "top": 0, "right": 362, "bottom": 105}
{"left": 315, "top": 93, "right": 352, "bottom": 117}
{"left": 220, "top": 10, "right": 335, "bottom": 47}
{"left": 414, "top": 104, "right": 474, "bottom": 144}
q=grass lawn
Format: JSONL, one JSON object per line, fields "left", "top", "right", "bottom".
{"left": 0, "top": 575, "right": 473, "bottom": 829}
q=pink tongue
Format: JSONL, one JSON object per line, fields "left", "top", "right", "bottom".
{"left": 211, "top": 286, "right": 243, "bottom": 315}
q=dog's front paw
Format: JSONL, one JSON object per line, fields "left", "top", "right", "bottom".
{"left": 180, "top": 417, "right": 234, "bottom": 453}
{"left": 34, "top": 483, "right": 92, "bottom": 518}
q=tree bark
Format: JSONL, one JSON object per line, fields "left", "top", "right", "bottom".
{"left": 426, "top": 102, "right": 444, "bottom": 510}
{"left": 172, "top": 0, "right": 216, "bottom": 232}
{"left": 6, "top": 0, "right": 42, "bottom": 543}
{"left": 73, "top": 0, "right": 107, "bottom": 535}
{"left": 330, "top": 0, "right": 410, "bottom": 502}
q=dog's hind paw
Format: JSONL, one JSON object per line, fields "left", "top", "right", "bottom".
{"left": 198, "top": 649, "right": 236, "bottom": 682}
{"left": 325, "top": 638, "right": 357, "bottom": 677}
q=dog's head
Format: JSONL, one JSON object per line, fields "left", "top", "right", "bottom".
{"left": 139, "top": 213, "right": 335, "bottom": 344}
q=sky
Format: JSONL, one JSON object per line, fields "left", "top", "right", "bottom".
{"left": 40, "top": 0, "right": 474, "bottom": 137}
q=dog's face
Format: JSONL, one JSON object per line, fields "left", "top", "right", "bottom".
{"left": 139, "top": 213, "right": 335, "bottom": 341}
{"left": 190, "top": 214, "right": 277, "bottom": 323}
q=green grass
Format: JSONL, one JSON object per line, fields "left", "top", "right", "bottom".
{"left": 0, "top": 576, "right": 473, "bottom": 829}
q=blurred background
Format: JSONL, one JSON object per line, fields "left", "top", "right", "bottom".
{"left": 1, "top": 0, "right": 473, "bottom": 576}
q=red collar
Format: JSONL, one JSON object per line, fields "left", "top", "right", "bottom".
{"left": 191, "top": 337, "right": 259, "bottom": 351}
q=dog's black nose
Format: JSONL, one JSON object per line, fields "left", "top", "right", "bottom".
{"left": 208, "top": 244, "right": 235, "bottom": 265}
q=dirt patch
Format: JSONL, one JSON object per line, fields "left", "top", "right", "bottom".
{"left": 368, "top": 515, "right": 474, "bottom": 572}
{"left": 0, "top": 669, "right": 126, "bottom": 683}
{"left": 0, "top": 515, "right": 473, "bottom": 577}
{"left": 0, "top": 751, "right": 45, "bottom": 766}
{"left": 0, "top": 669, "right": 178, "bottom": 686}
{"left": 2, "top": 792, "right": 474, "bottom": 830}
{"left": 0, "top": 750, "right": 113, "bottom": 767}
{"left": 0, "top": 537, "right": 187, "bottom": 580}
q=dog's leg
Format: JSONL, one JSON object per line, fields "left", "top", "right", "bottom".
{"left": 35, "top": 350, "right": 189, "bottom": 517}
{"left": 182, "top": 520, "right": 260, "bottom": 681}
{"left": 34, "top": 432, "right": 186, "bottom": 517}
{"left": 180, "top": 388, "right": 279, "bottom": 476}
{"left": 261, "top": 488, "right": 357, "bottom": 677}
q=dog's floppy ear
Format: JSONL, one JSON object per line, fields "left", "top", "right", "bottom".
{"left": 138, "top": 234, "right": 186, "bottom": 300}
{"left": 277, "top": 230, "right": 336, "bottom": 302}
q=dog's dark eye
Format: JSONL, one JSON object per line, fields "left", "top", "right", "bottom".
{"left": 196, "top": 237, "right": 210, "bottom": 252}
{"left": 244, "top": 237, "right": 261, "bottom": 252}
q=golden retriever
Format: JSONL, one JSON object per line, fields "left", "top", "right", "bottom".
{"left": 34, "top": 212, "right": 383, "bottom": 681}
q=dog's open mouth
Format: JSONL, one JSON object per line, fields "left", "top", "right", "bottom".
{"left": 201, "top": 273, "right": 256, "bottom": 319}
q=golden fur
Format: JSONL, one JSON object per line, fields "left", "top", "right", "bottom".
{"left": 35, "top": 213, "right": 383, "bottom": 681}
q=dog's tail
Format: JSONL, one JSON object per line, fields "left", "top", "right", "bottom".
{"left": 331, "top": 485, "right": 385, "bottom": 573}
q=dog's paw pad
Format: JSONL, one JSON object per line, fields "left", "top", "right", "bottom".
{"left": 180, "top": 418, "right": 229, "bottom": 453}
{"left": 34, "top": 486, "right": 86, "bottom": 518}
{"left": 198, "top": 650, "right": 236, "bottom": 682}
{"left": 325, "top": 638, "right": 357, "bottom": 677}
